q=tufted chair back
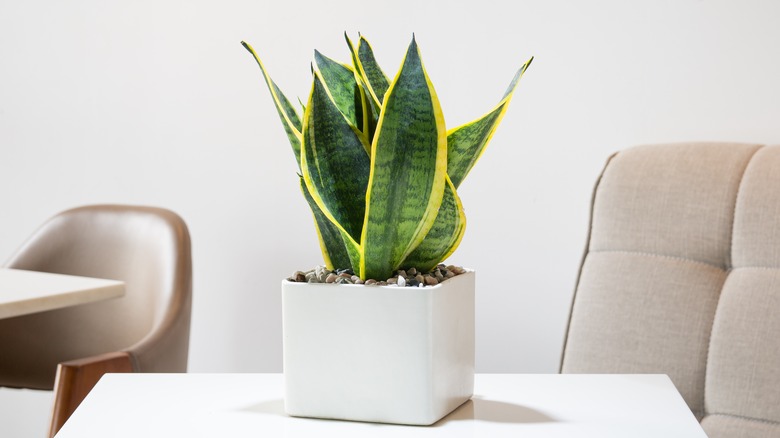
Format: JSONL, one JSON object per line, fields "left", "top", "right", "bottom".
{"left": 561, "top": 143, "right": 780, "bottom": 437}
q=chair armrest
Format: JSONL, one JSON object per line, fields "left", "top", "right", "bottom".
{"left": 49, "top": 351, "right": 134, "bottom": 437}
{"left": 124, "top": 287, "right": 192, "bottom": 373}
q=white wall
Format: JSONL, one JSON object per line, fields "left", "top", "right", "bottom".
{"left": 2, "top": 0, "right": 780, "bottom": 435}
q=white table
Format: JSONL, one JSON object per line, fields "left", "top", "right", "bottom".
{"left": 55, "top": 374, "right": 707, "bottom": 437}
{"left": 0, "top": 268, "right": 125, "bottom": 319}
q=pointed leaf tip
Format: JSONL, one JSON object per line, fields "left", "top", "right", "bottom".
{"left": 351, "top": 34, "right": 390, "bottom": 106}
{"left": 524, "top": 56, "right": 534, "bottom": 70}
{"left": 408, "top": 34, "right": 419, "bottom": 54}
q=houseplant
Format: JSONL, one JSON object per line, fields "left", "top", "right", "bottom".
{"left": 242, "top": 33, "right": 531, "bottom": 425}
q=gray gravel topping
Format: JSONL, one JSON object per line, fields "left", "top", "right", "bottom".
{"left": 286, "top": 264, "right": 467, "bottom": 287}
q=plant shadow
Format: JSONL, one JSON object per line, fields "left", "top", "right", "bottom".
{"left": 434, "top": 397, "right": 557, "bottom": 426}
{"left": 237, "top": 398, "right": 287, "bottom": 416}
{"left": 235, "top": 396, "right": 557, "bottom": 426}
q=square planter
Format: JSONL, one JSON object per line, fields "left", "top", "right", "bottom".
{"left": 282, "top": 270, "right": 475, "bottom": 425}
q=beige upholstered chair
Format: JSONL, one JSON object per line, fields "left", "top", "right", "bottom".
{"left": 561, "top": 143, "right": 780, "bottom": 437}
{"left": 0, "top": 205, "right": 192, "bottom": 437}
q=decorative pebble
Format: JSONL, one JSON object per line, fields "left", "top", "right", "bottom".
{"left": 449, "top": 265, "right": 465, "bottom": 275}
{"left": 286, "top": 265, "right": 467, "bottom": 288}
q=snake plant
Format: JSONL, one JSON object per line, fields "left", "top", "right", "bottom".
{"left": 242, "top": 34, "right": 531, "bottom": 280}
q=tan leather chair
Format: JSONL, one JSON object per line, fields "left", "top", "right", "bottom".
{"left": 561, "top": 143, "right": 780, "bottom": 437}
{"left": 0, "top": 205, "right": 192, "bottom": 437}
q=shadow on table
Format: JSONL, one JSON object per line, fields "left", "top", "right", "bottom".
{"left": 434, "top": 397, "right": 557, "bottom": 426}
{"left": 237, "top": 397, "right": 557, "bottom": 426}
{"left": 239, "top": 399, "right": 286, "bottom": 416}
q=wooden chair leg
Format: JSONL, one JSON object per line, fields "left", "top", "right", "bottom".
{"left": 49, "top": 351, "right": 134, "bottom": 437}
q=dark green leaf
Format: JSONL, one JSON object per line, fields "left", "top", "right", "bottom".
{"left": 361, "top": 36, "right": 447, "bottom": 280}
{"left": 301, "top": 72, "right": 370, "bottom": 244}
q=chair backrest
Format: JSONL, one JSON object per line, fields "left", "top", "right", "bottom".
{"left": 0, "top": 205, "right": 192, "bottom": 389}
{"left": 561, "top": 143, "right": 780, "bottom": 437}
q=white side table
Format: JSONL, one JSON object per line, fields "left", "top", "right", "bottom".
{"left": 55, "top": 374, "right": 706, "bottom": 437}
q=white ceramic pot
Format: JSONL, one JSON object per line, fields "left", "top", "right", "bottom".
{"left": 282, "top": 270, "right": 475, "bottom": 425}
